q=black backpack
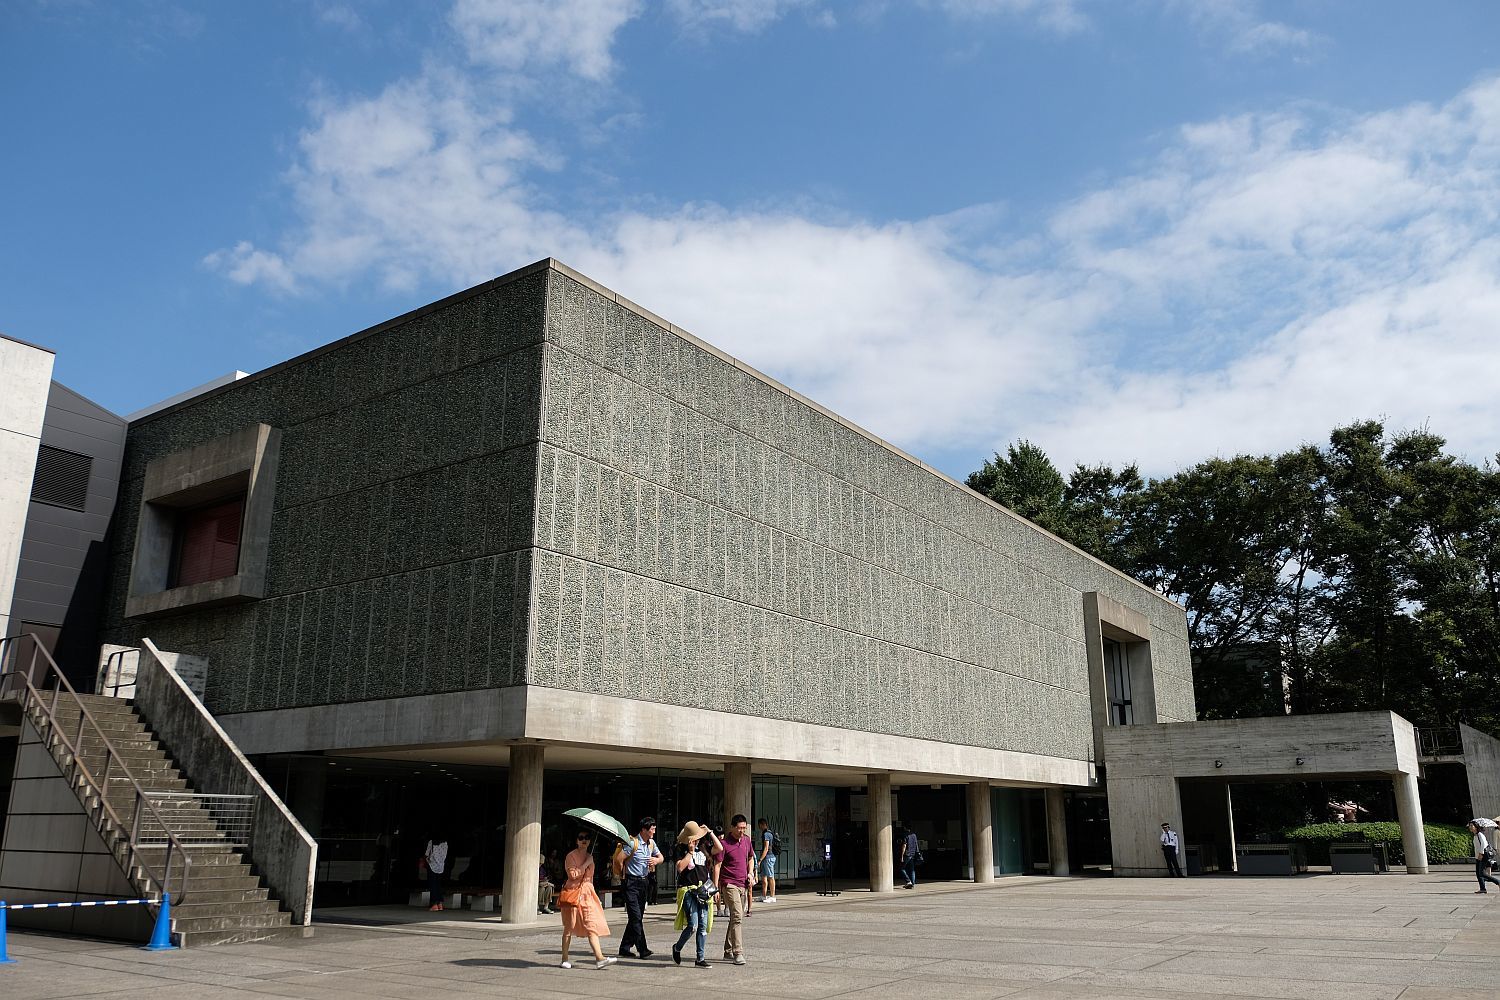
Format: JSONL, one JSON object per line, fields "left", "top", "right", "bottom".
{"left": 769, "top": 829, "right": 783, "bottom": 856}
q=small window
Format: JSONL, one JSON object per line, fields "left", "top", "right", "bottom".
{"left": 30, "top": 445, "right": 92, "bottom": 511}
{"left": 170, "top": 497, "right": 245, "bottom": 588}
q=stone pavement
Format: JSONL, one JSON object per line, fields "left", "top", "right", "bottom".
{"left": 4, "top": 869, "right": 1500, "bottom": 999}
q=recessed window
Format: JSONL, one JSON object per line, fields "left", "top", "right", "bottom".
{"left": 30, "top": 445, "right": 92, "bottom": 511}
{"left": 170, "top": 497, "right": 246, "bottom": 588}
{"left": 1105, "top": 638, "right": 1134, "bottom": 726}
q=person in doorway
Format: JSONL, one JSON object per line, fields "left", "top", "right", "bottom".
{"left": 1467, "top": 821, "right": 1500, "bottom": 894}
{"left": 538, "top": 852, "right": 558, "bottom": 914}
{"left": 424, "top": 834, "right": 448, "bottom": 910}
{"left": 718, "top": 813, "right": 754, "bottom": 965}
{"left": 757, "top": 818, "right": 778, "bottom": 902}
{"left": 1160, "top": 822, "right": 1184, "bottom": 877}
{"left": 900, "top": 826, "right": 920, "bottom": 889}
{"left": 614, "top": 816, "right": 663, "bottom": 958}
{"left": 672, "top": 821, "right": 721, "bottom": 967}
{"left": 559, "top": 829, "right": 617, "bottom": 970}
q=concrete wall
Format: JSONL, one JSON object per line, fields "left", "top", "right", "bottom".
{"left": 10, "top": 381, "right": 125, "bottom": 680}
{"left": 102, "top": 268, "right": 547, "bottom": 713}
{"left": 0, "top": 718, "right": 153, "bottom": 940}
{"left": 1103, "top": 712, "right": 1421, "bottom": 876}
{"left": 133, "top": 640, "right": 317, "bottom": 924}
{"left": 1462, "top": 723, "right": 1500, "bottom": 820}
{"left": 0, "top": 335, "right": 55, "bottom": 639}
{"left": 534, "top": 264, "right": 1194, "bottom": 761}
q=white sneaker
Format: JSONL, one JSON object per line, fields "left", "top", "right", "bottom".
{"left": 596, "top": 957, "right": 617, "bottom": 970}
{"left": 766, "top": 896, "right": 776, "bottom": 903}
{"left": 559, "top": 961, "right": 572, "bottom": 969}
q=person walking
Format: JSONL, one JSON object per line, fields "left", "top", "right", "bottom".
{"left": 614, "top": 816, "right": 663, "bottom": 958}
{"left": 757, "top": 818, "right": 778, "bottom": 902}
{"left": 718, "top": 813, "right": 754, "bottom": 965}
{"left": 423, "top": 834, "right": 448, "bottom": 910}
{"left": 1468, "top": 821, "right": 1500, "bottom": 894}
{"left": 1160, "top": 822, "right": 1184, "bottom": 877}
{"left": 671, "top": 821, "right": 721, "bottom": 968}
{"left": 711, "top": 823, "right": 728, "bottom": 917}
{"left": 900, "top": 826, "right": 919, "bottom": 889}
{"left": 559, "top": 829, "right": 617, "bottom": 970}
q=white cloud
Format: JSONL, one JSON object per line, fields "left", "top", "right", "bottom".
{"left": 449, "top": 0, "right": 643, "bottom": 80}
{"left": 210, "top": 7, "right": 1500, "bottom": 477}
{"left": 927, "top": 0, "right": 1088, "bottom": 35}
{"left": 1168, "top": 0, "right": 1320, "bottom": 57}
{"left": 665, "top": 0, "right": 821, "bottom": 34}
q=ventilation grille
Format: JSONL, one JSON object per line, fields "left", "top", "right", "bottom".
{"left": 30, "top": 445, "right": 92, "bottom": 511}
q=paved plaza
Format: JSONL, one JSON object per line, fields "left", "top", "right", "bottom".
{"left": 3, "top": 870, "right": 1500, "bottom": 1000}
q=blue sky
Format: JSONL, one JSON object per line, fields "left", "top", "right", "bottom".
{"left": 5, "top": 0, "right": 1500, "bottom": 479}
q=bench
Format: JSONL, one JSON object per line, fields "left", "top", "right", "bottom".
{"left": 1330, "top": 842, "right": 1388, "bottom": 874}
{"left": 1236, "top": 844, "right": 1307, "bottom": 875}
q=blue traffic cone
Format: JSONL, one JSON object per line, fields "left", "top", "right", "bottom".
{"left": 143, "top": 892, "right": 176, "bottom": 951}
{"left": 0, "top": 901, "right": 16, "bottom": 963}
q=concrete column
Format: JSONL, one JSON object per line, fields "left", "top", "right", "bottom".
{"left": 501, "top": 745, "right": 544, "bottom": 923}
{"left": 868, "top": 773, "right": 894, "bottom": 892}
{"left": 1393, "top": 771, "right": 1429, "bottom": 874}
{"left": 967, "top": 781, "right": 994, "bottom": 882}
{"left": 1224, "top": 782, "right": 1238, "bottom": 873}
{"left": 1045, "top": 787, "right": 1070, "bottom": 876}
{"left": 724, "top": 761, "right": 752, "bottom": 829}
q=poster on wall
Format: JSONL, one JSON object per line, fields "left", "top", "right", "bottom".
{"left": 796, "top": 785, "right": 835, "bottom": 877}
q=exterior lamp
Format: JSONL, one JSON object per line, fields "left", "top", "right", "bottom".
{"left": 1213, "top": 759, "right": 1223, "bottom": 768}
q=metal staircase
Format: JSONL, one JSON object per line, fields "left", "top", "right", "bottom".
{"left": 1, "top": 637, "right": 308, "bottom": 946}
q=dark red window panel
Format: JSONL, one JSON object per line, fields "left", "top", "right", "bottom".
{"left": 172, "top": 497, "right": 244, "bottom": 587}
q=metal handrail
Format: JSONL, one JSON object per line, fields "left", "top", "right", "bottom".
{"left": 0, "top": 634, "right": 193, "bottom": 904}
{"left": 97, "top": 648, "right": 136, "bottom": 698}
{"left": 1417, "top": 727, "right": 1462, "bottom": 757}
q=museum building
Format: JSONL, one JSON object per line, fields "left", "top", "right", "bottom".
{"left": 63, "top": 259, "right": 1197, "bottom": 919}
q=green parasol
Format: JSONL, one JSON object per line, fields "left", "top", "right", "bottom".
{"left": 563, "top": 807, "right": 632, "bottom": 844}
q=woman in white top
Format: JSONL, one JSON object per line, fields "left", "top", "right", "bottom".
{"left": 1468, "top": 822, "right": 1500, "bottom": 894}
{"left": 424, "top": 836, "right": 449, "bottom": 911}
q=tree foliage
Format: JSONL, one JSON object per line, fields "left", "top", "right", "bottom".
{"left": 966, "top": 422, "right": 1500, "bottom": 733}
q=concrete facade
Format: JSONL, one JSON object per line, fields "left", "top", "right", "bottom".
{"left": 0, "top": 335, "right": 56, "bottom": 641}
{"left": 103, "top": 260, "right": 1192, "bottom": 759}
{"left": 1461, "top": 723, "right": 1500, "bottom": 820}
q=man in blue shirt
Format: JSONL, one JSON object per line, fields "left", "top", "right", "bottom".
{"left": 615, "top": 816, "right": 663, "bottom": 958}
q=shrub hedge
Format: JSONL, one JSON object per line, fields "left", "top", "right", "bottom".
{"left": 1280, "top": 821, "right": 1473, "bottom": 865}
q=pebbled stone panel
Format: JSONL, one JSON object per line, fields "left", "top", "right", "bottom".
{"left": 102, "top": 272, "right": 548, "bottom": 714}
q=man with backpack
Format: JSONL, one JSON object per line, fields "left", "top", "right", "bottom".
{"left": 757, "top": 818, "right": 779, "bottom": 903}
{"left": 612, "top": 817, "right": 663, "bottom": 958}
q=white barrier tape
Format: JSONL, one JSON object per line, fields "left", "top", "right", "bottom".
{"left": 5, "top": 900, "right": 152, "bottom": 910}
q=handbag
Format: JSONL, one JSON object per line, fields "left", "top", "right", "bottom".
{"left": 692, "top": 879, "right": 717, "bottom": 903}
{"left": 558, "top": 885, "right": 581, "bottom": 906}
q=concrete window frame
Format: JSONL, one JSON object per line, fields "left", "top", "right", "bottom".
{"left": 125, "top": 424, "right": 280, "bottom": 619}
{"left": 1083, "top": 591, "right": 1156, "bottom": 764}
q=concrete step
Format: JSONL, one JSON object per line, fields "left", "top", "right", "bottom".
{"left": 136, "top": 845, "right": 246, "bottom": 864}
{"left": 171, "top": 911, "right": 292, "bottom": 934}
{"left": 163, "top": 873, "right": 264, "bottom": 892}
{"left": 173, "top": 897, "right": 283, "bottom": 919}
{"left": 169, "top": 886, "right": 270, "bottom": 905}
{"left": 176, "top": 924, "right": 313, "bottom": 948}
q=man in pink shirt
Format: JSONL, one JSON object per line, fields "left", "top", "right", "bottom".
{"left": 717, "top": 813, "right": 753, "bottom": 965}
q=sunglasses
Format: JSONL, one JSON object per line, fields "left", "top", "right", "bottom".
{"left": 576, "top": 834, "right": 591, "bottom": 841}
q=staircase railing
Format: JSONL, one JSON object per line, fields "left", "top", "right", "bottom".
{"left": 0, "top": 633, "right": 193, "bottom": 904}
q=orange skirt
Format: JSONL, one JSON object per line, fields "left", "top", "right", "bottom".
{"left": 560, "top": 881, "right": 609, "bottom": 937}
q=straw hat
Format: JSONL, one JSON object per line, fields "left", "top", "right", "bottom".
{"left": 677, "top": 821, "right": 709, "bottom": 844}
